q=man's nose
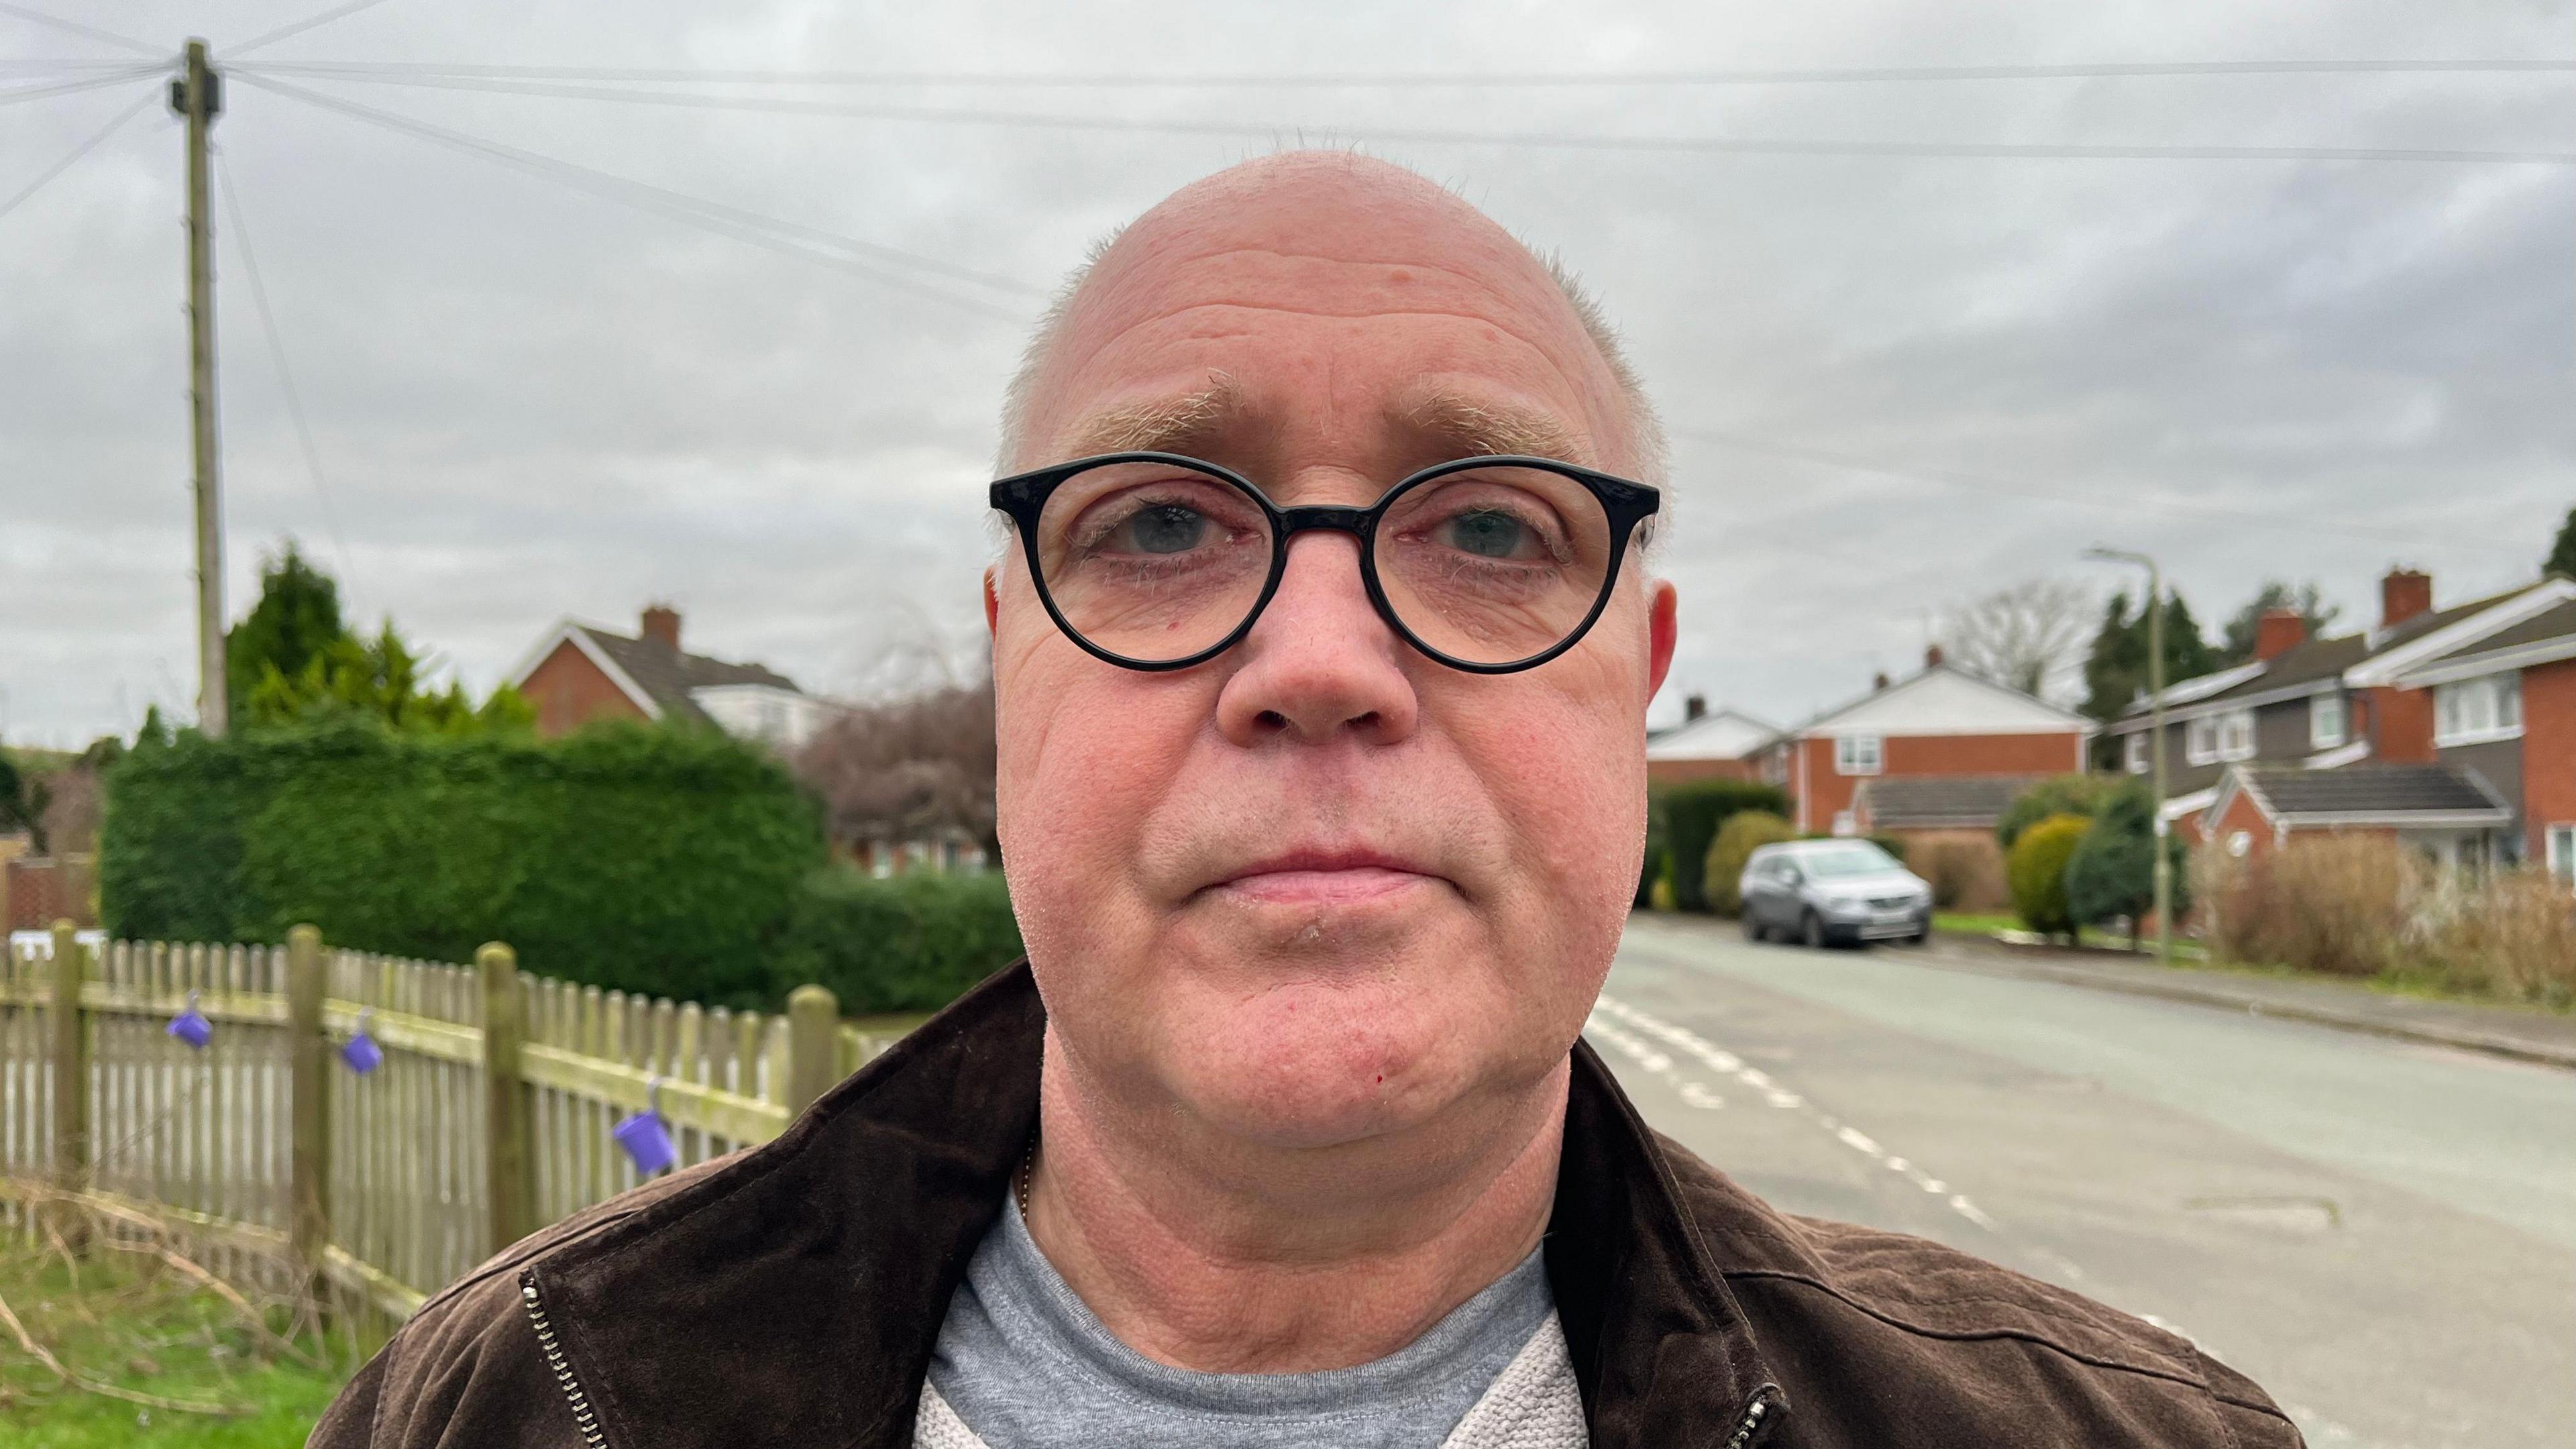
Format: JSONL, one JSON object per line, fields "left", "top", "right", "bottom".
{"left": 1212, "top": 529, "right": 1420, "bottom": 747}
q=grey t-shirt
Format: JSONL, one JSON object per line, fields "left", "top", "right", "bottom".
{"left": 922, "top": 1198, "right": 1564, "bottom": 1449}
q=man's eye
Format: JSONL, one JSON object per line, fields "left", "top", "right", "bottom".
{"left": 1118, "top": 504, "right": 1211, "bottom": 555}
{"left": 1440, "top": 508, "right": 1534, "bottom": 560}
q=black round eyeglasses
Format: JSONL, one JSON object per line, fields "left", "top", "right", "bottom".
{"left": 988, "top": 453, "right": 1661, "bottom": 675}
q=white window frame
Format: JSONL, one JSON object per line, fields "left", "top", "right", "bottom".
{"left": 2185, "top": 717, "right": 2218, "bottom": 766}
{"left": 2434, "top": 674, "right": 2524, "bottom": 747}
{"left": 2309, "top": 692, "right": 2347, "bottom": 750}
{"left": 2124, "top": 733, "right": 2149, "bottom": 775}
{"left": 1835, "top": 735, "right": 1883, "bottom": 776}
{"left": 2216, "top": 708, "right": 2256, "bottom": 762}
{"left": 2548, "top": 825, "right": 2575, "bottom": 886}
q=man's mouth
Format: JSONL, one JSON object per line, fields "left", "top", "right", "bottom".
{"left": 1211, "top": 848, "right": 1444, "bottom": 906}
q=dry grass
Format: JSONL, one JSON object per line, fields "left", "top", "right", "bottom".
{"left": 2200, "top": 835, "right": 2576, "bottom": 1007}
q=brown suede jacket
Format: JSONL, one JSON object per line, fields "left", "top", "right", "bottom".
{"left": 311, "top": 963, "right": 2303, "bottom": 1448}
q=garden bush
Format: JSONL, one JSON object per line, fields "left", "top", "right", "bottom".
{"left": 2419, "top": 868, "right": 2576, "bottom": 1008}
{"left": 1996, "top": 773, "right": 2126, "bottom": 851}
{"left": 1703, "top": 811, "right": 1797, "bottom": 916}
{"left": 2063, "top": 785, "right": 2190, "bottom": 944}
{"left": 100, "top": 720, "right": 826, "bottom": 1005}
{"left": 1912, "top": 837, "right": 2006, "bottom": 910}
{"left": 2006, "top": 814, "right": 2092, "bottom": 938}
{"left": 2200, "top": 834, "right": 2416, "bottom": 977}
{"left": 1635, "top": 809, "right": 1667, "bottom": 910}
{"left": 1654, "top": 778, "right": 1792, "bottom": 912}
{"left": 772, "top": 867, "right": 1024, "bottom": 1014}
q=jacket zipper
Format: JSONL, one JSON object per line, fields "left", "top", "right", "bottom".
{"left": 1721, "top": 1384, "right": 1781, "bottom": 1449}
{"left": 521, "top": 1273, "right": 610, "bottom": 1449}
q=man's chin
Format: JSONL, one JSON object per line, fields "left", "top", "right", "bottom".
{"left": 1152, "top": 975, "right": 1485, "bottom": 1151}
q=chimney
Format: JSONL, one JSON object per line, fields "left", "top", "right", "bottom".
{"left": 2379, "top": 569, "right": 2432, "bottom": 631}
{"left": 641, "top": 603, "right": 682, "bottom": 653}
{"left": 1684, "top": 693, "right": 1707, "bottom": 722}
{"left": 1925, "top": 643, "right": 1945, "bottom": 669}
{"left": 2253, "top": 608, "right": 2306, "bottom": 662}
{"left": 1872, "top": 671, "right": 1891, "bottom": 692}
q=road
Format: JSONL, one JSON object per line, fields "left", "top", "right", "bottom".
{"left": 1591, "top": 914, "right": 2576, "bottom": 1449}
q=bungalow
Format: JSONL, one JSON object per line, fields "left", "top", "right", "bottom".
{"left": 1646, "top": 696, "right": 1776, "bottom": 786}
{"left": 506, "top": 605, "right": 843, "bottom": 751}
{"left": 1756, "top": 647, "right": 2094, "bottom": 837}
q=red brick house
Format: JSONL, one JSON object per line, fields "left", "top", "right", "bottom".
{"left": 1756, "top": 648, "right": 2094, "bottom": 837}
{"left": 2160, "top": 572, "right": 2576, "bottom": 871}
{"left": 507, "top": 605, "right": 841, "bottom": 750}
{"left": 1645, "top": 696, "right": 1776, "bottom": 786}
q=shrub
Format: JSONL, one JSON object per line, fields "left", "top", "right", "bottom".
{"left": 2204, "top": 834, "right": 2416, "bottom": 977}
{"left": 1703, "top": 811, "right": 1798, "bottom": 916}
{"left": 100, "top": 720, "right": 826, "bottom": 1005}
{"left": 2006, "top": 814, "right": 2092, "bottom": 937}
{"left": 2421, "top": 869, "right": 2576, "bottom": 1008}
{"left": 773, "top": 868, "right": 1023, "bottom": 1014}
{"left": 1635, "top": 810, "right": 1667, "bottom": 910}
{"left": 2063, "top": 785, "right": 2190, "bottom": 943}
{"left": 1908, "top": 837, "right": 2003, "bottom": 910}
{"left": 1654, "top": 779, "right": 1792, "bottom": 912}
{"left": 1996, "top": 773, "right": 2126, "bottom": 851}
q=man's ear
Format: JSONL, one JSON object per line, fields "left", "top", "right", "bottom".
{"left": 1646, "top": 580, "right": 1678, "bottom": 700}
{"left": 984, "top": 566, "right": 1001, "bottom": 637}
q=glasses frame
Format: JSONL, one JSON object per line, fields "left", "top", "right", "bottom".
{"left": 989, "top": 451, "right": 1662, "bottom": 675}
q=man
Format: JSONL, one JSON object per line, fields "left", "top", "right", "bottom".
{"left": 313, "top": 152, "right": 2300, "bottom": 1448}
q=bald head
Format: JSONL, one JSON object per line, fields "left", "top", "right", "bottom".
{"left": 999, "top": 152, "right": 1664, "bottom": 491}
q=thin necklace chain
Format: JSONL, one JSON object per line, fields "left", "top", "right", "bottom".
{"left": 1016, "top": 1129, "right": 1036, "bottom": 1218}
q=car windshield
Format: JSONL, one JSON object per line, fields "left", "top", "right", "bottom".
{"left": 1801, "top": 844, "right": 1902, "bottom": 878}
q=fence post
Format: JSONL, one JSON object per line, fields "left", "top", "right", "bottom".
{"left": 286, "top": 924, "right": 330, "bottom": 1284}
{"left": 47, "top": 918, "right": 89, "bottom": 1244}
{"left": 784, "top": 984, "right": 839, "bottom": 1117}
{"left": 479, "top": 943, "right": 532, "bottom": 1254}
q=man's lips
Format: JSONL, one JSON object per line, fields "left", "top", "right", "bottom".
{"left": 1208, "top": 849, "right": 1446, "bottom": 906}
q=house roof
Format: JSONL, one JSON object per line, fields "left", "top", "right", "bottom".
{"left": 2220, "top": 763, "right": 2512, "bottom": 829}
{"left": 2115, "top": 582, "right": 2553, "bottom": 731}
{"left": 2391, "top": 596, "right": 2576, "bottom": 687}
{"left": 1646, "top": 707, "right": 1778, "bottom": 762}
{"left": 509, "top": 620, "right": 806, "bottom": 728}
{"left": 1854, "top": 775, "right": 2041, "bottom": 830}
{"left": 1790, "top": 664, "right": 2094, "bottom": 741}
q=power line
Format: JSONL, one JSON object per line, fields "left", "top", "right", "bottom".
{"left": 244, "top": 68, "right": 2576, "bottom": 166}
{"left": 0, "top": 84, "right": 156, "bottom": 226}
{"left": 227, "top": 0, "right": 409, "bottom": 62}
{"left": 213, "top": 148, "right": 362, "bottom": 604}
{"left": 0, "top": 1, "right": 166, "bottom": 59}
{"left": 0, "top": 58, "right": 157, "bottom": 74}
{"left": 239, "top": 56, "right": 2576, "bottom": 87}
{"left": 0, "top": 68, "right": 168, "bottom": 108}
{"left": 1673, "top": 427, "right": 2528, "bottom": 551}
{"left": 233, "top": 74, "right": 1039, "bottom": 319}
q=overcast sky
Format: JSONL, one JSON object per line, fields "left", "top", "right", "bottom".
{"left": 3, "top": 0, "right": 2570, "bottom": 746}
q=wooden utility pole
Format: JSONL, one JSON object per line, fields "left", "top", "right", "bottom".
{"left": 172, "top": 40, "right": 227, "bottom": 737}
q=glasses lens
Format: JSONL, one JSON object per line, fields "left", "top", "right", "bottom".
{"left": 1033, "top": 460, "right": 1276, "bottom": 663}
{"left": 1373, "top": 464, "right": 1617, "bottom": 666}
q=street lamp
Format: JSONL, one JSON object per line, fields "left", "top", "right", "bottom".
{"left": 2084, "top": 546, "right": 2171, "bottom": 967}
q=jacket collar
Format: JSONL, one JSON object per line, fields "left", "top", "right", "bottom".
{"left": 525, "top": 963, "right": 1784, "bottom": 1449}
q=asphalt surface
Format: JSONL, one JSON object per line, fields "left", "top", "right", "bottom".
{"left": 1593, "top": 913, "right": 2576, "bottom": 1449}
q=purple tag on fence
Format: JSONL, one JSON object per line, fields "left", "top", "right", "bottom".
{"left": 341, "top": 1028, "right": 382, "bottom": 1075}
{"left": 167, "top": 993, "right": 211, "bottom": 1051}
{"left": 612, "top": 1108, "right": 676, "bottom": 1177}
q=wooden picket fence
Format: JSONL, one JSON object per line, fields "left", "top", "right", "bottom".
{"left": 0, "top": 921, "right": 894, "bottom": 1337}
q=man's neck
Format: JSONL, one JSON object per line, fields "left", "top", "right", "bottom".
{"left": 1020, "top": 1028, "right": 1568, "bottom": 1376}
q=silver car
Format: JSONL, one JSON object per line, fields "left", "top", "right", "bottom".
{"left": 1737, "top": 839, "right": 1933, "bottom": 949}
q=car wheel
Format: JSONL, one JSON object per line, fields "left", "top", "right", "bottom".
{"left": 1801, "top": 912, "right": 1827, "bottom": 950}
{"left": 1740, "top": 912, "right": 1766, "bottom": 943}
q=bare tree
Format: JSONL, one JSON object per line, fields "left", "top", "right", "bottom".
{"left": 792, "top": 675, "right": 998, "bottom": 855}
{"left": 1939, "top": 579, "right": 2094, "bottom": 702}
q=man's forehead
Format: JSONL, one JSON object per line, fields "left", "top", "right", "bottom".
{"left": 1024, "top": 155, "right": 1624, "bottom": 464}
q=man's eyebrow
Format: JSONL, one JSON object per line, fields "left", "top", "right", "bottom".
{"left": 1402, "top": 394, "right": 1591, "bottom": 466}
{"left": 1066, "top": 380, "right": 1245, "bottom": 456}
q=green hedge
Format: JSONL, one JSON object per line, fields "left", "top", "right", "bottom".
{"left": 101, "top": 721, "right": 827, "bottom": 1006}
{"left": 1654, "top": 779, "right": 1792, "bottom": 912}
{"left": 772, "top": 868, "right": 1024, "bottom": 1014}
